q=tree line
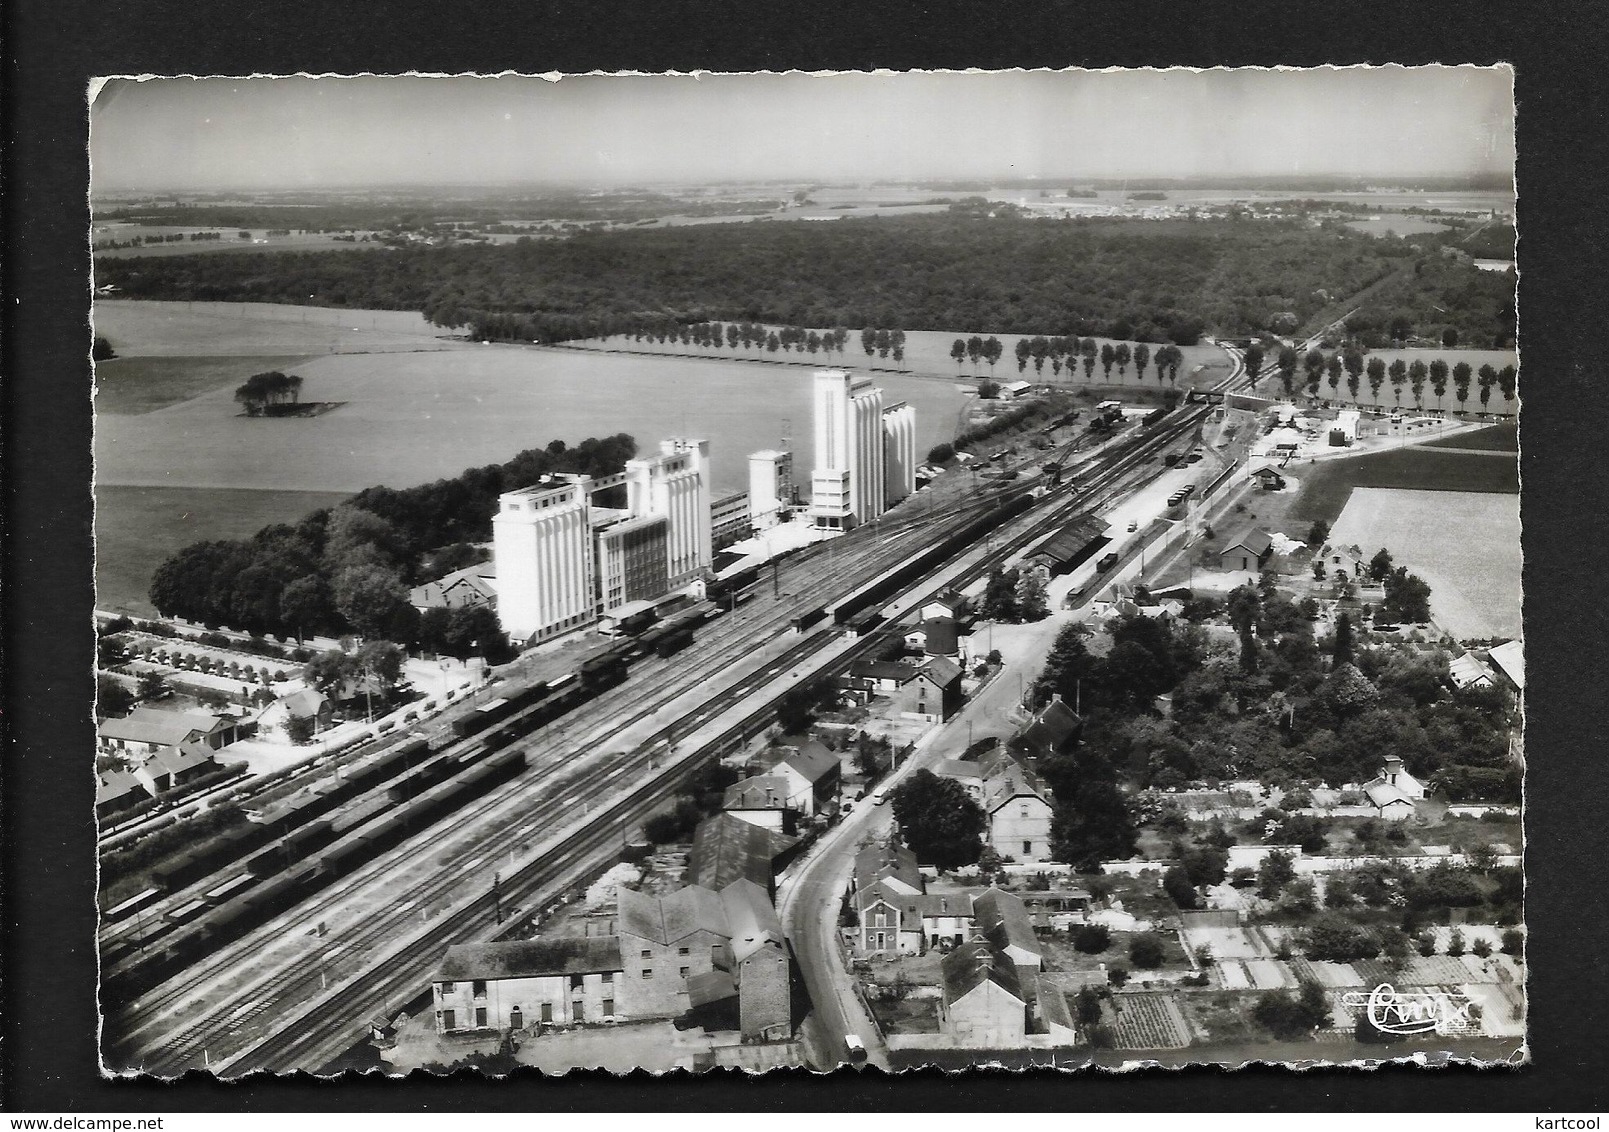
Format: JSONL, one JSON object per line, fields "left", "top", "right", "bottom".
{"left": 147, "top": 433, "right": 637, "bottom": 650}
{"left": 1244, "top": 343, "right": 1518, "bottom": 414}
{"left": 93, "top": 213, "right": 1517, "bottom": 348}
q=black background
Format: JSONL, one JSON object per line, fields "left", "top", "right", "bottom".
{"left": 5, "top": 0, "right": 1606, "bottom": 1113}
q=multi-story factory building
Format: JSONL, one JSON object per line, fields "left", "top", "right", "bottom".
{"left": 810, "top": 369, "right": 886, "bottom": 531}
{"left": 492, "top": 438, "right": 714, "bottom": 648}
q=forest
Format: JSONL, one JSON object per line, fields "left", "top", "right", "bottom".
{"left": 146, "top": 434, "right": 637, "bottom": 651}
{"left": 93, "top": 213, "right": 1516, "bottom": 347}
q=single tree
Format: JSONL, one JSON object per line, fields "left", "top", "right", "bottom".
{"left": 1442, "top": 327, "right": 1459, "bottom": 348}
{"left": 1015, "top": 571, "right": 1050, "bottom": 622}
{"left": 1452, "top": 361, "right": 1473, "bottom": 413}
{"left": 951, "top": 339, "right": 967, "bottom": 370}
{"left": 1331, "top": 611, "right": 1355, "bottom": 666}
{"left": 983, "top": 336, "right": 1003, "bottom": 374}
{"left": 967, "top": 335, "right": 984, "bottom": 371}
{"left": 1114, "top": 342, "right": 1132, "bottom": 377}
{"left": 1132, "top": 343, "right": 1151, "bottom": 383}
{"left": 1326, "top": 352, "right": 1343, "bottom": 399}
{"left": 1100, "top": 342, "right": 1116, "bottom": 379}
{"left": 1299, "top": 349, "right": 1323, "bottom": 400}
{"left": 1388, "top": 358, "right": 1408, "bottom": 405}
{"left": 1243, "top": 343, "right": 1265, "bottom": 388}
{"left": 1366, "top": 356, "right": 1387, "bottom": 407}
{"left": 889, "top": 769, "right": 987, "bottom": 871}
{"left": 1408, "top": 359, "right": 1428, "bottom": 408}
{"left": 1015, "top": 337, "right": 1031, "bottom": 373}
{"left": 1429, "top": 357, "right": 1450, "bottom": 410}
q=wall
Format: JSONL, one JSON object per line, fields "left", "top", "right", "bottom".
{"left": 989, "top": 795, "right": 1055, "bottom": 863}
{"left": 617, "top": 927, "right": 729, "bottom": 1018}
{"left": 433, "top": 970, "right": 621, "bottom": 1031}
{"left": 739, "top": 942, "right": 792, "bottom": 1041}
{"left": 945, "top": 983, "right": 1026, "bottom": 1047}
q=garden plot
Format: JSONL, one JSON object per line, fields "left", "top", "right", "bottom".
{"left": 1295, "top": 960, "right": 1366, "bottom": 989}
{"left": 1327, "top": 487, "right": 1520, "bottom": 640}
{"left": 1243, "top": 959, "right": 1296, "bottom": 990}
{"left": 1110, "top": 993, "right": 1192, "bottom": 1050}
{"left": 1180, "top": 923, "right": 1265, "bottom": 960}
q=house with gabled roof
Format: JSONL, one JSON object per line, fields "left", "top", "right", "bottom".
{"left": 940, "top": 942, "right": 1027, "bottom": 1046}
{"left": 1360, "top": 755, "right": 1427, "bottom": 822}
{"left": 96, "top": 768, "right": 145, "bottom": 821}
{"left": 1219, "top": 529, "right": 1274, "bottom": 573}
{"left": 1007, "top": 694, "right": 1081, "bottom": 761}
{"left": 132, "top": 743, "right": 220, "bottom": 798}
{"left": 972, "top": 888, "right": 1043, "bottom": 971}
{"left": 98, "top": 706, "right": 241, "bottom": 754}
{"left": 892, "top": 655, "right": 964, "bottom": 722}
{"left": 979, "top": 754, "right": 1056, "bottom": 864}
{"left": 409, "top": 560, "right": 498, "bottom": 614}
{"left": 1487, "top": 639, "right": 1525, "bottom": 693}
{"left": 921, "top": 589, "right": 975, "bottom": 629}
{"left": 1448, "top": 652, "right": 1496, "bottom": 689}
{"left": 722, "top": 775, "right": 796, "bottom": 834}
{"left": 768, "top": 741, "right": 842, "bottom": 816}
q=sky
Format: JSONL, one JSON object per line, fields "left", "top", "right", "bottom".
{"left": 89, "top": 67, "right": 1515, "bottom": 192}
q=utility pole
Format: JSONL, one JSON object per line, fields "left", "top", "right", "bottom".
{"left": 493, "top": 872, "right": 503, "bottom": 925}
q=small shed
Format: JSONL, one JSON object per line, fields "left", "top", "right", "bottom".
{"left": 1219, "top": 529, "right": 1274, "bottom": 573}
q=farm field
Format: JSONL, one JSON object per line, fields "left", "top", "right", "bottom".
{"left": 95, "top": 354, "right": 314, "bottom": 415}
{"left": 1422, "top": 422, "right": 1518, "bottom": 451}
{"left": 92, "top": 300, "right": 454, "bottom": 356}
{"left": 94, "top": 343, "right": 969, "bottom": 495}
{"left": 1326, "top": 487, "right": 1521, "bottom": 639}
{"left": 96, "top": 484, "right": 353, "bottom": 616}
{"left": 1344, "top": 216, "right": 1452, "bottom": 237}
{"left": 1278, "top": 444, "right": 1519, "bottom": 535}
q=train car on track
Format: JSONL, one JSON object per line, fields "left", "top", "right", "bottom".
{"left": 201, "top": 873, "right": 256, "bottom": 906}
{"left": 163, "top": 895, "right": 211, "bottom": 926}
{"left": 103, "top": 887, "right": 163, "bottom": 923}
{"left": 1142, "top": 405, "right": 1169, "bottom": 427}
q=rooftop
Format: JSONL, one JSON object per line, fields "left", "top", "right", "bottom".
{"left": 723, "top": 776, "right": 793, "bottom": 811}
{"left": 941, "top": 941, "right": 1023, "bottom": 1006}
{"left": 688, "top": 812, "right": 798, "bottom": 891}
{"left": 973, "top": 888, "right": 1041, "bottom": 960}
{"left": 98, "top": 706, "right": 235, "bottom": 748}
{"left": 436, "top": 937, "right": 622, "bottom": 982}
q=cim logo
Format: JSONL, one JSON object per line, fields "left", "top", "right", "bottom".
{"left": 1341, "top": 983, "right": 1478, "bottom": 1036}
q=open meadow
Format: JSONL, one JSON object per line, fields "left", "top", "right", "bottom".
{"left": 94, "top": 342, "right": 969, "bottom": 495}
{"left": 1276, "top": 444, "right": 1519, "bottom": 536}
{"left": 95, "top": 355, "right": 315, "bottom": 415}
{"left": 1326, "top": 486, "right": 1521, "bottom": 640}
{"left": 92, "top": 300, "right": 453, "bottom": 356}
{"left": 96, "top": 484, "right": 353, "bottom": 616}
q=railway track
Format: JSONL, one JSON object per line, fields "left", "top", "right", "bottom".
{"left": 207, "top": 404, "right": 1211, "bottom": 1074}
{"left": 105, "top": 385, "right": 1225, "bottom": 1075}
